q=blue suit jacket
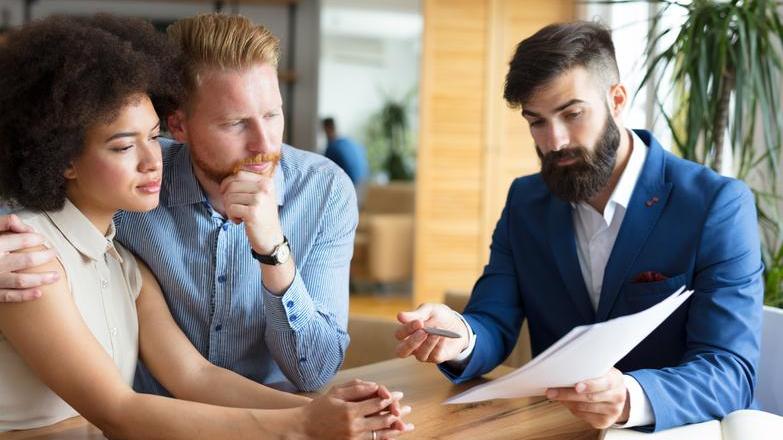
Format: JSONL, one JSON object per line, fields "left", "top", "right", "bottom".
{"left": 443, "top": 130, "right": 764, "bottom": 431}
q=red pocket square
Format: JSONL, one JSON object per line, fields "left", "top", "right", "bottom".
{"left": 633, "top": 271, "right": 668, "bottom": 283}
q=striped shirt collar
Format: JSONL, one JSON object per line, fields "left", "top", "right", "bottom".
{"left": 45, "top": 198, "right": 122, "bottom": 263}
{"left": 165, "top": 142, "right": 285, "bottom": 208}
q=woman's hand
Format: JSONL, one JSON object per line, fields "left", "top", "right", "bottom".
{"left": 301, "top": 379, "right": 414, "bottom": 439}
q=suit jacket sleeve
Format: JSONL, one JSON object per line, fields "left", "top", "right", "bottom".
{"left": 439, "top": 182, "right": 526, "bottom": 382}
{"left": 627, "top": 179, "right": 764, "bottom": 431}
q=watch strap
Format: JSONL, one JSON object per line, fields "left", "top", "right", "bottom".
{"left": 251, "top": 236, "right": 288, "bottom": 265}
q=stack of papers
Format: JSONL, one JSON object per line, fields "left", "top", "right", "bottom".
{"left": 446, "top": 286, "right": 693, "bottom": 404}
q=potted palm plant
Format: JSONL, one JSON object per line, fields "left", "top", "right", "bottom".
{"left": 364, "top": 91, "right": 417, "bottom": 182}
{"left": 606, "top": 0, "right": 783, "bottom": 307}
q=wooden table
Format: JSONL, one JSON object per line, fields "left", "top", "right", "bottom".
{"left": 0, "top": 358, "right": 598, "bottom": 439}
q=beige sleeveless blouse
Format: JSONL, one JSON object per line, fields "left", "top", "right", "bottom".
{"left": 0, "top": 199, "right": 141, "bottom": 431}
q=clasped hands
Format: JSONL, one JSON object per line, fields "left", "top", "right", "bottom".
{"left": 394, "top": 303, "right": 630, "bottom": 429}
{"left": 308, "top": 379, "right": 414, "bottom": 440}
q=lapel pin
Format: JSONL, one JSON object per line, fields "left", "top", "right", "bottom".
{"left": 644, "top": 196, "right": 659, "bottom": 207}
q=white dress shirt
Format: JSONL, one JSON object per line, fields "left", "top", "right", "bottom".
{"left": 450, "top": 130, "right": 654, "bottom": 428}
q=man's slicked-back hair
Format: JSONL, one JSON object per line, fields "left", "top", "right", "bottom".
{"left": 503, "top": 21, "right": 619, "bottom": 108}
{"left": 167, "top": 13, "right": 280, "bottom": 103}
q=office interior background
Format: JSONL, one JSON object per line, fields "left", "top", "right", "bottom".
{"left": 0, "top": 0, "right": 781, "bottom": 372}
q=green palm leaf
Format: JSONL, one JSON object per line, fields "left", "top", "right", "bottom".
{"left": 595, "top": 0, "right": 783, "bottom": 306}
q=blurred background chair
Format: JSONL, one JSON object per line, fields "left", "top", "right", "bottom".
{"left": 757, "top": 305, "right": 783, "bottom": 415}
{"left": 351, "top": 182, "right": 415, "bottom": 287}
{"left": 343, "top": 316, "right": 400, "bottom": 369}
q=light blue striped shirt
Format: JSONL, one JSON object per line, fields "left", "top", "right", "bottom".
{"left": 115, "top": 139, "right": 356, "bottom": 393}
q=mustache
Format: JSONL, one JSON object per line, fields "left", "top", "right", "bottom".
{"left": 232, "top": 152, "right": 281, "bottom": 175}
{"left": 539, "top": 146, "right": 591, "bottom": 166}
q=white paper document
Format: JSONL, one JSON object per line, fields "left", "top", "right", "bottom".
{"left": 445, "top": 286, "right": 694, "bottom": 404}
{"left": 599, "top": 409, "right": 783, "bottom": 440}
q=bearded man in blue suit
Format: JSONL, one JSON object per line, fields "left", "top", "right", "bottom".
{"left": 394, "top": 21, "right": 764, "bottom": 432}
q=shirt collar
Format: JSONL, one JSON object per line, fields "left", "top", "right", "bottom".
{"left": 45, "top": 198, "right": 123, "bottom": 262}
{"left": 164, "top": 143, "right": 206, "bottom": 207}
{"left": 572, "top": 129, "right": 648, "bottom": 224}
{"left": 609, "top": 129, "right": 647, "bottom": 211}
{"left": 165, "top": 142, "right": 286, "bottom": 208}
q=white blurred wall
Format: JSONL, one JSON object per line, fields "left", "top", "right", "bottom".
{"left": 317, "top": 0, "right": 421, "bottom": 152}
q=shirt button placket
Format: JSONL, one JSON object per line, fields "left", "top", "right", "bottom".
{"left": 210, "top": 219, "right": 230, "bottom": 363}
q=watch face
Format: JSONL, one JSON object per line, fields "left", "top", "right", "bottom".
{"left": 276, "top": 243, "right": 291, "bottom": 264}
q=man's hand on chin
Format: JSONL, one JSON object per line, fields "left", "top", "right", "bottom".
{"left": 545, "top": 368, "right": 630, "bottom": 429}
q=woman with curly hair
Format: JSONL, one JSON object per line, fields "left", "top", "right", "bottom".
{"left": 0, "top": 15, "right": 410, "bottom": 439}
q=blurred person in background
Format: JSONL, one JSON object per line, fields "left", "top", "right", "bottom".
{"left": 323, "top": 116, "right": 370, "bottom": 201}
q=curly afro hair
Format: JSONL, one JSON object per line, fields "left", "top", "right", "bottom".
{"left": 0, "top": 14, "right": 184, "bottom": 211}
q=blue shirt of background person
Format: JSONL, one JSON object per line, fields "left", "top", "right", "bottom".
{"left": 322, "top": 117, "right": 369, "bottom": 186}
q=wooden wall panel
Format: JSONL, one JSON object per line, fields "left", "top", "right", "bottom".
{"left": 414, "top": 0, "right": 488, "bottom": 302}
{"left": 482, "top": 0, "right": 576, "bottom": 256}
{"left": 414, "top": 0, "right": 574, "bottom": 305}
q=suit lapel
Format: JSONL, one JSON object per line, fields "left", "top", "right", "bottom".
{"left": 547, "top": 197, "right": 595, "bottom": 324}
{"left": 595, "top": 130, "right": 672, "bottom": 321}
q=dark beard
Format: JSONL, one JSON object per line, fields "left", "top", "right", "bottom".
{"left": 537, "top": 114, "right": 620, "bottom": 203}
